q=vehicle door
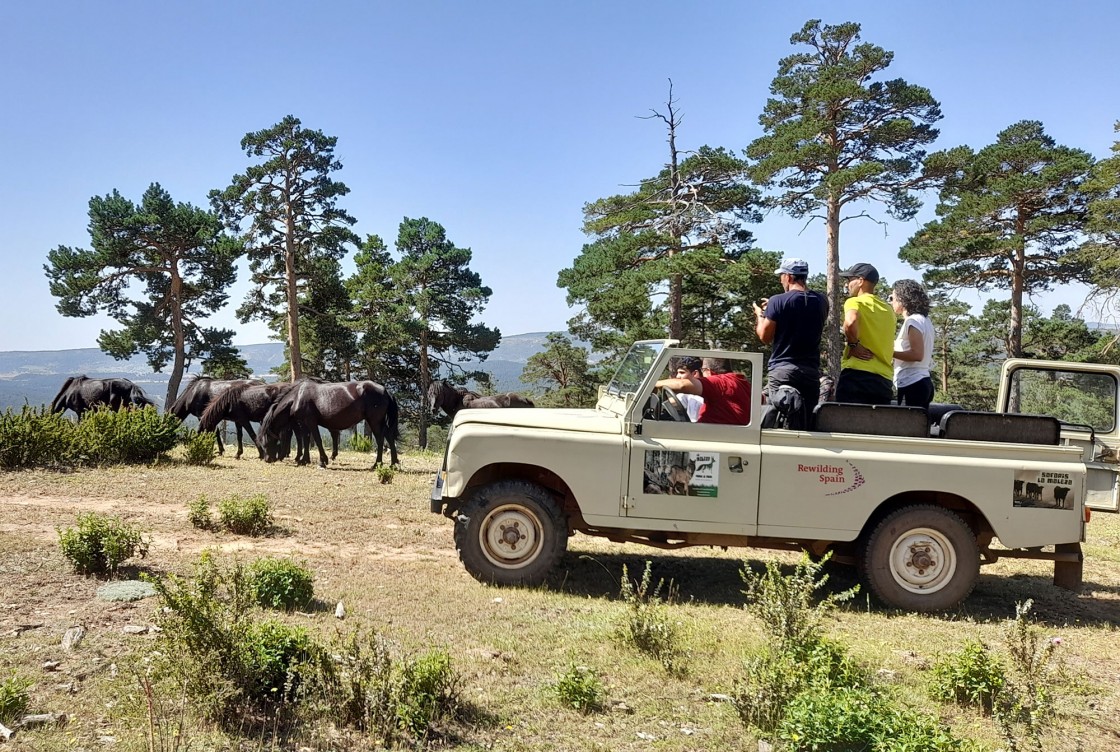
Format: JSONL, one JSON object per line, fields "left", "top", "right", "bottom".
{"left": 999, "top": 359, "right": 1120, "bottom": 512}
{"left": 623, "top": 351, "right": 762, "bottom": 531}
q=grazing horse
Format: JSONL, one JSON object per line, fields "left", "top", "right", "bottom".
{"left": 427, "top": 379, "right": 535, "bottom": 418}
{"left": 258, "top": 380, "right": 400, "bottom": 468}
{"left": 51, "top": 376, "right": 156, "bottom": 418}
{"left": 198, "top": 381, "right": 304, "bottom": 459}
{"left": 168, "top": 376, "right": 260, "bottom": 455}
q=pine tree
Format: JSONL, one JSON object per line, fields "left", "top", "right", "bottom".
{"left": 747, "top": 19, "right": 941, "bottom": 378}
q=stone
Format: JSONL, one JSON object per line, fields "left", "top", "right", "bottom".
{"left": 122, "top": 625, "right": 148, "bottom": 635}
{"left": 62, "top": 626, "right": 85, "bottom": 651}
{"left": 335, "top": 601, "right": 345, "bottom": 619}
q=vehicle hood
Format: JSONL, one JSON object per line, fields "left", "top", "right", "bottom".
{"left": 451, "top": 407, "right": 622, "bottom": 435}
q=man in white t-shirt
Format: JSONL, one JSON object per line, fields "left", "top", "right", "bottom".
{"left": 890, "top": 279, "right": 935, "bottom": 410}
{"left": 670, "top": 357, "right": 704, "bottom": 421}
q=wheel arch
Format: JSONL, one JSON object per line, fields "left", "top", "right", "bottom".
{"left": 858, "top": 490, "right": 995, "bottom": 549}
{"left": 461, "top": 462, "right": 583, "bottom": 529}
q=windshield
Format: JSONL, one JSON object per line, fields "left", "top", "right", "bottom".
{"left": 606, "top": 341, "right": 666, "bottom": 398}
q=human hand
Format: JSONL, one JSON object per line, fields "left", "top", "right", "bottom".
{"left": 849, "top": 343, "right": 873, "bottom": 361}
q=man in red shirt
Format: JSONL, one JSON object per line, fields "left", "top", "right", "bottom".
{"left": 655, "top": 357, "right": 751, "bottom": 425}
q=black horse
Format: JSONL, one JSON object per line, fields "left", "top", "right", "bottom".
{"left": 258, "top": 380, "right": 400, "bottom": 468}
{"left": 51, "top": 376, "right": 156, "bottom": 418}
{"left": 427, "top": 379, "right": 535, "bottom": 418}
{"left": 200, "top": 380, "right": 341, "bottom": 461}
{"left": 167, "top": 376, "right": 260, "bottom": 455}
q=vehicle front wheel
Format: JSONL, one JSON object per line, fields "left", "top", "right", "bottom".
{"left": 454, "top": 480, "right": 568, "bottom": 586}
{"left": 861, "top": 505, "right": 979, "bottom": 612}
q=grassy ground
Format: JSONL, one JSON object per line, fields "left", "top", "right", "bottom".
{"left": 1, "top": 449, "right": 1118, "bottom": 750}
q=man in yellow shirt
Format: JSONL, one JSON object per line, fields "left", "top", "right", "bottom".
{"left": 837, "top": 263, "right": 895, "bottom": 405}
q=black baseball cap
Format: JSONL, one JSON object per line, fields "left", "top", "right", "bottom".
{"left": 839, "top": 263, "right": 880, "bottom": 285}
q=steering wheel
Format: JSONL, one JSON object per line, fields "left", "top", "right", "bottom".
{"left": 659, "top": 386, "right": 690, "bottom": 422}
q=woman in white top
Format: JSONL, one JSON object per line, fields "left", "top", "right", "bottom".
{"left": 890, "top": 279, "right": 935, "bottom": 410}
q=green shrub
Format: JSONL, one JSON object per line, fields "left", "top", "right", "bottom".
{"left": 348, "top": 433, "right": 373, "bottom": 453}
{"left": 394, "top": 649, "right": 460, "bottom": 740}
{"left": 616, "top": 561, "right": 685, "bottom": 674}
{"left": 149, "top": 552, "right": 307, "bottom": 725}
{"left": 239, "top": 619, "right": 314, "bottom": 704}
{"left": 305, "top": 629, "right": 395, "bottom": 733}
{"left": 0, "top": 405, "right": 75, "bottom": 469}
{"left": 375, "top": 464, "right": 395, "bottom": 484}
{"left": 71, "top": 406, "right": 180, "bottom": 464}
{"left": 181, "top": 428, "right": 218, "bottom": 466}
{"left": 994, "top": 600, "right": 1060, "bottom": 752}
{"left": 247, "top": 558, "right": 314, "bottom": 610}
{"left": 778, "top": 684, "right": 967, "bottom": 752}
{"left": 732, "top": 553, "right": 862, "bottom": 733}
{"left": 58, "top": 512, "right": 149, "bottom": 576}
{"left": 0, "top": 672, "right": 32, "bottom": 725}
{"left": 303, "top": 629, "right": 463, "bottom": 745}
{"left": 218, "top": 494, "right": 273, "bottom": 536}
{"left": 552, "top": 664, "right": 604, "bottom": 714}
{"left": 187, "top": 496, "right": 212, "bottom": 530}
{"left": 930, "top": 638, "right": 1005, "bottom": 712}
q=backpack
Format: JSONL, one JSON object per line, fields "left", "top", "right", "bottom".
{"left": 761, "top": 385, "right": 806, "bottom": 430}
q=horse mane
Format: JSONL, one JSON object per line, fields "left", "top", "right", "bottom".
{"left": 199, "top": 380, "right": 255, "bottom": 431}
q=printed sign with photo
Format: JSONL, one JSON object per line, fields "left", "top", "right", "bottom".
{"left": 1013, "top": 469, "right": 1076, "bottom": 509}
{"left": 642, "top": 450, "right": 719, "bottom": 498}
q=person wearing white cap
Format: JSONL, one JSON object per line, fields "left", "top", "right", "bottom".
{"left": 753, "top": 257, "right": 828, "bottom": 424}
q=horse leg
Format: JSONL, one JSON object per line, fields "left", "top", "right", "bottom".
{"left": 371, "top": 430, "right": 385, "bottom": 468}
{"left": 242, "top": 422, "right": 262, "bottom": 459}
{"left": 213, "top": 426, "right": 225, "bottom": 456}
{"left": 310, "top": 426, "right": 329, "bottom": 468}
{"left": 330, "top": 430, "right": 339, "bottom": 460}
{"left": 235, "top": 422, "right": 245, "bottom": 459}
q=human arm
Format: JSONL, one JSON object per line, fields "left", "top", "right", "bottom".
{"left": 842, "top": 305, "right": 873, "bottom": 361}
{"left": 893, "top": 323, "right": 925, "bottom": 362}
{"left": 654, "top": 376, "right": 703, "bottom": 395}
{"left": 754, "top": 299, "right": 776, "bottom": 344}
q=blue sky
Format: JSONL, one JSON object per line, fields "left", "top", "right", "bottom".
{"left": 2, "top": 1, "right": 1117, "bottom": 352}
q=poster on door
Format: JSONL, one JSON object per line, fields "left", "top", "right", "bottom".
{"left": 642, "top": 450, "right": 719, "bottom": 497}
{"left": 1013, "top": 469, "right": 1076, "bottom": 509}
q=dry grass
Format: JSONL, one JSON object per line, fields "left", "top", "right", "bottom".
{"left": 2, "top": 449, "right": 1119, "bottom": 750}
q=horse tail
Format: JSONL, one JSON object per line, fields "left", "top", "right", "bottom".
{"left": 199, "top": 380, "right": 251, "bottom": 431}
{"left": 384, "top": 391, "right": 401, "bottom": 441}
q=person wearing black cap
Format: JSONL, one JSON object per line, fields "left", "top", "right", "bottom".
{"left": 836, "top": 263, "right": 895, "bottom": 405}
{"left": 753, "top": 257, "right": 828, "bottom": 424}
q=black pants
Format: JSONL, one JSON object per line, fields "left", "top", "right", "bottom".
{"left": 897, "top": 377, "right": 935, "bottom": 410}
{"left": 835, "top": 369, "right": 893, "bottom": 405}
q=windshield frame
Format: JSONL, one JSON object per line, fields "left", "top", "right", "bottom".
{"left": 604, "top": 340, "right": 674, "bottom": 399}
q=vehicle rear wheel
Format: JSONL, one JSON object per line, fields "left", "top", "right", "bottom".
{"left": 454, "top": 480, "right": 568, "bottom": 586}
{"left": 861, "top": 505, "right": 979, "bottom": 612}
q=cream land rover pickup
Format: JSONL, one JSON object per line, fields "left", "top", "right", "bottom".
{"left": 430, "top": 340, "right": 1120, "bottom": 612}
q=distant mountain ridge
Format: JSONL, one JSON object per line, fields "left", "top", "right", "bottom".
{"left": 0, "top": 332, "right": 579, "bottom": 411}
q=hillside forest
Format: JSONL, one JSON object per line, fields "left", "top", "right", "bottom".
{"left": 41, "top": 20, "right": 1120, "bottom": 445}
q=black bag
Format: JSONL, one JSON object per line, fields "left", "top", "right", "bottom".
{"left": 762, "top": 385, "right": 806, "bottom": 430}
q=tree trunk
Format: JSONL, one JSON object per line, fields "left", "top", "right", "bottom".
{"left": 1009, "top": 213, "right": 1026, "bottom": 360}
{"left": 165, "top": 270, "right": 186, "bottom": 409}
{"left": 418, "top": 329, "right": 430, "bottom": 450}
{"left": 824, "top": 193, "right": 844, "bottom": 383}
{"left": 666, "top": 103, "right": 683, "bottom": 341}
{"left": 285, "top": 200, "right": 303, "bottom": 381}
